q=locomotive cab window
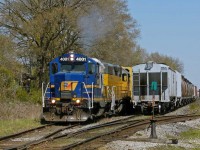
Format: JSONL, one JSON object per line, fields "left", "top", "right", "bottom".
{"left": 122, "top": 73, "right": 128, "bottom": 81}
{"left": 88, "top": 63, "right": 96, "bottom": 74}
{"left": 51, "top": 63, "right": 58, "bottom": 74}
{"left": 61, "top": 63, "right": 85, "bottom": 72}
{"left": 96, "top": 64, "right": 100, "bottom": 74}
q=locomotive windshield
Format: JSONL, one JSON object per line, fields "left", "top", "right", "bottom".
{"left": 61, "top": 63, "right": 85, "bottom": 72}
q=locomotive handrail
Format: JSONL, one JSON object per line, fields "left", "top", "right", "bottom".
{"left": 82, "top": 82, "right": 94, "bottom": 109}
{"left": 111, "top": 86, "right": 116, "bottom": 110}
{"left": 42, "top": 82, "right": 50, "bottom": 107}
{"left": 92, "top": 82, "right": 94, "bottom": 108}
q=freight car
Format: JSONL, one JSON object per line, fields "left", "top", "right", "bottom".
{"left": 131, "top": 61, "right": 196, "bottom": 114}
{"left": 41, "top": 52, "right": 132, "bottom": 122}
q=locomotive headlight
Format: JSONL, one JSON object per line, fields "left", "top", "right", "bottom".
{"left": 51, "top": 99, "right": 56, "bottom": 104}
{"left": 76, "top": 99, "right": 81, "bottom": 104}
{"left": 70, "top": 54, "right": 74, "bottom": 61}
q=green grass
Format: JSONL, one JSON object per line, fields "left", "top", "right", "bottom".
{"left": 149, "top": 127, "right": 200, "bottom": 150}
{"left": 151, "top": 146, "right": 200, "bottom": 150}
{"left": 0, "top": 119, "right": 41, "bottom": 137}
{"left": 148, "top": 145, "right": 185, "bottom": 150}
{"left": 189, "top": 103, "right": 199, "bottom": 111}
{"left": 180, "top": 128, "right": 200, "bottom": 139}
{"left": 189, "top": 100, "right": 200, "bottom": 114}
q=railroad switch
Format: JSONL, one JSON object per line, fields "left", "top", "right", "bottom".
{"left": 149, "top": 119, "right": 158, "bottom": 139}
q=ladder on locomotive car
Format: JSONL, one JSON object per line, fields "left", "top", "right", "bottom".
{"left": 42, "top": 82, "right": 50, "bottom": 107}
{"left": 133, "top": 70, "right": 141, "bottom": 102}
{"left": 82, "top": 82, "right": 94, "bottom": 109}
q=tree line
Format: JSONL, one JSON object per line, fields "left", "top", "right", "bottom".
{"left": 0, "top": 0, "right": 183, "bottom": 95}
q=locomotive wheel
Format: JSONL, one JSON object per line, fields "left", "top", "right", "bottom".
{"left": 116, "top": 102, "right": 125, "bottom": 114}
{"left": 160, "top": 104, "right": 166, "bottom": 114}
{"left": 141, "top": 105, "right": 144, "bottom": 114}
{"left": 141, "top": 105, "right": 148, "bottom": 114}
{"left": 141, "top": 105, "right": 146, "bottom": 114}
{"left": 95, "top": 108, "right": 105, "bottom": 117}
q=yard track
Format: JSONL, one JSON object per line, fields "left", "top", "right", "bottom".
{"left": 61, "top": 114, "right": 200, "bottom": 150}
{"left": 0, "top": 123, "right": 78, "bottom": 150}
{"left": 1, "top": 114, "right": 200, "bottom": 150}
{"left": 26, "top": 114, "right": 200, "bottom": 150}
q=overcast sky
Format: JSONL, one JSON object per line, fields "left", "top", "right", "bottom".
{"left": 127, "top": 0, "right": 200, "bottom": 88}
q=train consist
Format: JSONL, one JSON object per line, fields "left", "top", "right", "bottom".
{"left": 41, "top": 52, "right": 198, "bottom": 122}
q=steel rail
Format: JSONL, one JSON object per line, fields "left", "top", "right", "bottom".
{"left": 2, "top": 116, "right": 137, "bottom": 150}
{"left": 0, "top": 123, "right": 53, "bottom": 141}
{"left": 4, "top": 124, "right": 78, "bottom": 150}
{"left": 60, "top": 114, "right": 200, "bottom": 150}
{"left": 53, "top": 116, "right": 141, "bottom": 140}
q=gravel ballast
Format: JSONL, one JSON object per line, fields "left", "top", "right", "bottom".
{"left": 100, "top": 100, "right": 200, "bottom": 150}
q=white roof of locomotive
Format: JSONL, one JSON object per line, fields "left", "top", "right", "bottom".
{"left": 91, "top": 58, "right": 105, "bottom": 73}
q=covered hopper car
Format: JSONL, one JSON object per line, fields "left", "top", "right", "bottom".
{"left": 131, "top": 61, "right": 197, "bottom": 114}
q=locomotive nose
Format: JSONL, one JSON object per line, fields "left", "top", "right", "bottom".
{"left": 54, "top": 72, "right": 85, "bottom": 99}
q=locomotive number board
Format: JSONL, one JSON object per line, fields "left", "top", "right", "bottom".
{"left": 59, "top": 56, "right": 87, "bottom": 62}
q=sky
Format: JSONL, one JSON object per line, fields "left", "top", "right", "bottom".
{"left": 127, "top": 0, "right": 200, "bottom": 88}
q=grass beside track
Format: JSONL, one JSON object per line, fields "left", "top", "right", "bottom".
{"left": 148, "top": 145, "right": 186, "bottom": 150}
{"left": 0, "top": 119, "right": 41, "bottom": 137}
{"left": 147, "top": 128, "right": 200, "bottom": 150}
{"left": 180, "top": 128, "right": 200, "bottom": 139}
{"left": 148, "top": 100, "right": 200, "bottom": 150}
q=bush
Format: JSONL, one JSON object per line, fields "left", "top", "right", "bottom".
{"left": 0, "top": 66, "right": 17, "bottom": 100}
{"left": 0, "top": 65, "right": 42, "bottom": 104}
{"left": 16, "top": 88, "right": 42, "bottom": 104}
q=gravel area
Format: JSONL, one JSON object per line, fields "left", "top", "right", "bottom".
{"left": 100, "top": 100, "right": 200, "bottom": 150}
{"left": 61, "top": 116, "right": 131, "bottom": 135}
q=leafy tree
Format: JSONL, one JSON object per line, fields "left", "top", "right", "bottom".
{"left": 0, "top": 34, "right": 22, "bottom": 99}
{"left": 0, "top": 0, "right": 95, "bottom": 86}
{"left": 78, "top": 0, "right": 139, "bottom": 66}
{"left": 0, "top": 0, "right": 184, "bottom": 89}
{"left": 131, "top": 46, "right": 147, "bottom": 65}
{"left": 146, "top": 52, "right": 184, "bottom": 73}
{"left": 0, "top": 34, "right": 21, "bottom": 76}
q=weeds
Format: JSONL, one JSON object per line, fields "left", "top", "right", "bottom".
{"left": 0, "top": 119, "right": 41, "bottom": 136}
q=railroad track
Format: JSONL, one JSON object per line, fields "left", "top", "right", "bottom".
{"left": 1, "top": 114, "right": 199, "bottom": 150}
{"left": 0, "top": 124, "right": 53, "bottom": 141}
{"left": 30, "top": 114, "right": 200, "bottom": 150}
{"left": 0, "top": 115, "right": 138, "bottom": 150}
{"left": 0, "top": 123, "right": 78, "bottom": 150}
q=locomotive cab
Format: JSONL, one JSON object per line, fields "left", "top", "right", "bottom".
{"left": 42, "top": 52, "right": 102, "bottom": 122}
